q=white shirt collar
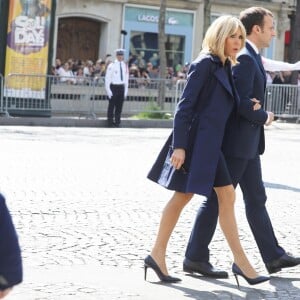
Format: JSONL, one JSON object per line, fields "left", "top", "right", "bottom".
{"left": 246, "top": 39, "right": 259, "bottom": 54}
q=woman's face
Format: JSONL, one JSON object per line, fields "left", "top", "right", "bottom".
{"left": 224, "top": 27, "right": 243, "bottom": 59}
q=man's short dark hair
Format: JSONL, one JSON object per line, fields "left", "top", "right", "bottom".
{"left": 240, "top": 7, "right": 273, "bottom": 35}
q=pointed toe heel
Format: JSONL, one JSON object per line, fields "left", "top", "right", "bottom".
{"left": 232, "top": 263, "right": 269, "bottom": 289}
{"left": 144, "top": 255, "right": 181, "bottom": 283}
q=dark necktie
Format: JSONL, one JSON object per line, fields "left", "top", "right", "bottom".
{"left": 257, "top": 53, "right": 263, "bottom": 68}
{"left": 257, "top": 53, "right": 267, "bottom": 74}
{"left": 257, "top": 53, "right": 267, "bottom": 83}
{"left": 120, "top": 62, "right": 123, "bottom": 81}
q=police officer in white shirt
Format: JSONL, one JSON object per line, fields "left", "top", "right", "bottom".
{"left": 105, "top": 49, "right": 129, "bottom": 127}
{"left": 262, "top": 56, "right": 300, "bottom": 72}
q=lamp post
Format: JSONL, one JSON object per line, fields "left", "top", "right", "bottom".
{"left": 120, "top": 30, "right": 127, "bottom": 49}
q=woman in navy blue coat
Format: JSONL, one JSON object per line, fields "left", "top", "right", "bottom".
{"left": 144, "top": 16, "right": 269, "bottom": 286}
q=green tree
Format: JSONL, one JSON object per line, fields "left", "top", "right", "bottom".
{"left": 203, "top": 0, "right": 212, "bottom": 37}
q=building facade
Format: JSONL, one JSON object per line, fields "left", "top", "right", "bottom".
{"left": 54, "top": 0, "right": 295, "bottom": 67}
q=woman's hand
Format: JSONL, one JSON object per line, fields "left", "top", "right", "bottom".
{"left": 0, "top": 288, "right": 12, "bottom": 299}
{"left": 251, "top": 98, "right": 261, "bottom": 110}
{"left": 170, "top": 148, "right": 185, "bottom": 170}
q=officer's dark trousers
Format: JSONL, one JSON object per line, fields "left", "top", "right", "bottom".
{"left": 185, "top": 154, "right": 285, "bottom": 264}
{"left": 107, "top": 84, "right": 125, "bottom": 125}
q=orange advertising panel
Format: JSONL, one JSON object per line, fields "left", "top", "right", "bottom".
{"left": 5, "top": 0, "right": 52, "bottom": 98}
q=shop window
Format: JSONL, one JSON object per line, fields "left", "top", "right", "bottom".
{"left": 129, "top": 31, "right": 185, "bottom": 69}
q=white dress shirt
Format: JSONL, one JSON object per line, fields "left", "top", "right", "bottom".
{"left": 105, "top": 60, "right": 129, "bottom": 98}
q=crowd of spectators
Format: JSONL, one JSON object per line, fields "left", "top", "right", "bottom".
{"left": 52, "top": 56, "right": 109, "bottom": 85}
{"left": 52, "top": 54, "right": 190, "bottom": 88}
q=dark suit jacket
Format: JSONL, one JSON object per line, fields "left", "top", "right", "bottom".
{"left": 148, "top": 54, "right": 238, "bottom": 197}
{"left": 222, "top": 42, "right": 269, "bottom": 159}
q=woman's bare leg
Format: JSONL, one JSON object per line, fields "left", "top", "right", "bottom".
{"left": 214, "top": 185, "right": 258, "bottom": 278}
{"left": 150, "top": 191, "right": 193, "bottom": 275}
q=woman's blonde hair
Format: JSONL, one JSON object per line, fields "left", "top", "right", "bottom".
{"left": 201, "top": 15, "right": 246, "bottom": 65}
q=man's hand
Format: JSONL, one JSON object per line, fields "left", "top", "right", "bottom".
{"left": 251, "top": 98, "right": 261, "bottom": 110}
{"left": 265, "top": 111, "right": 274, "bottom": 126}
{"left": 107, "top": 90, "right": 113, "bottom": 99}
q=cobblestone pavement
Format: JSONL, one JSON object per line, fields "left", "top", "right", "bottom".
{"left": 0, "top": 122, "right": 299, "bottom": 300}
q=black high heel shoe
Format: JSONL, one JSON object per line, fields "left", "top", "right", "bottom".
{"left": 232, "top": 263, "right": 270, "bottom": 289}
{"left": 144, "top": 255, "right": 181, "bottom": 283}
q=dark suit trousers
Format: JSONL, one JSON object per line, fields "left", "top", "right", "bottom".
{"left": 107, "top": 84, "right": 125, "bottom": 125}
{"left": 185, "top": 154, "right": 285, "bottom": 264}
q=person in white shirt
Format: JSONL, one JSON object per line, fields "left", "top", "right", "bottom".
{"left": 262, "top": 56, "right": 300, "bottom": 72}
{"left": 105, "top": 49, "right": 129, "bottom": 127}
{"left": 57, "top": 62, "right": 76, "bottom": 84}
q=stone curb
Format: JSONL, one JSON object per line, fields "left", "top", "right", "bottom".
{"left": 0, "top": 116, "right": 173, "bottom": 128}
{"left": 1, "top": 116, "right": 300, "bottom": 129}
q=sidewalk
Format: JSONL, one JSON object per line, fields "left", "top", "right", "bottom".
{"left": 0, "top": 122, "right": 299, "bottom": 300}
{"left": 11, "top": 264, "right": 300, "bottom": 300}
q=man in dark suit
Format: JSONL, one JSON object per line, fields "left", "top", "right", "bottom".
{"left": 183, "top": 6, "right": 300, "bottom": 278}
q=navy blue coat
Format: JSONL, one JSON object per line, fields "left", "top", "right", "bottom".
{"left": 147, "top": 54, "right": 239, "bottom": 197}
{"left": 0, "top": 194, "right": 22, "bottom": 290}
{"left": 222, "top": 42, "right": 268, "bottom": 159}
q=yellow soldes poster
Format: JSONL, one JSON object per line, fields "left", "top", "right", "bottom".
{"left": 5, "top": 0, "right": 52, "bottom": 99}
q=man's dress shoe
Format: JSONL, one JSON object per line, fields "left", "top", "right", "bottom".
{"left": 183, "top": 258, "right": 228, "bottom": 278}
{"left": 266, "top": 253, "right": 300, "bottom": 274}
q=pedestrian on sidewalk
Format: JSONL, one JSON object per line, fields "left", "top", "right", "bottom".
{"left": 184, "top": 6, "right": 300, "bottom": 280}
{"left": 105, "top": 49, "right": 129, "bottom": 127}
{"left": 145, "top": 15, "right": 269, "bottom": 287}
{"left": 0, "top": 194, "right": 23, "bottom": 298}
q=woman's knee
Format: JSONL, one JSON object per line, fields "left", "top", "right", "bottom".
{"left": 168, "top": 192, "right": 194, "bottom": 209}
{"left": 173, "top": 191, "right": 193, "bottom": 201}
{"left": 214, "top": 185, "right": 235, "bottom": 205}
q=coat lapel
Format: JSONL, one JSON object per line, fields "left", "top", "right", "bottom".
{"left": 214, "top": 68, "right": 233, "bottom": 97}
{"left": 246, "top": 43, "right": 266, "bottom": 86}
{"left": 209, "top": 55, "right": 239, "bottom": 106}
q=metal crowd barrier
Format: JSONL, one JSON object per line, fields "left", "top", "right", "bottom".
{"left": 175, "top": 79, "right": 187, "bottom": 104}
{"left": 265, "top": 84, "right": 300, "bottom": 120}
{"left": 175, "top": 80, "right": 300, "bottom": 122}
{"left": 3, "top": 73, "right": 52, "bottom": 117}
{"left": 0, "top": 74, "right": 299, "bottom": 122}
{"left": 0, "top": 74, "right": 178, "bottom": 118}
